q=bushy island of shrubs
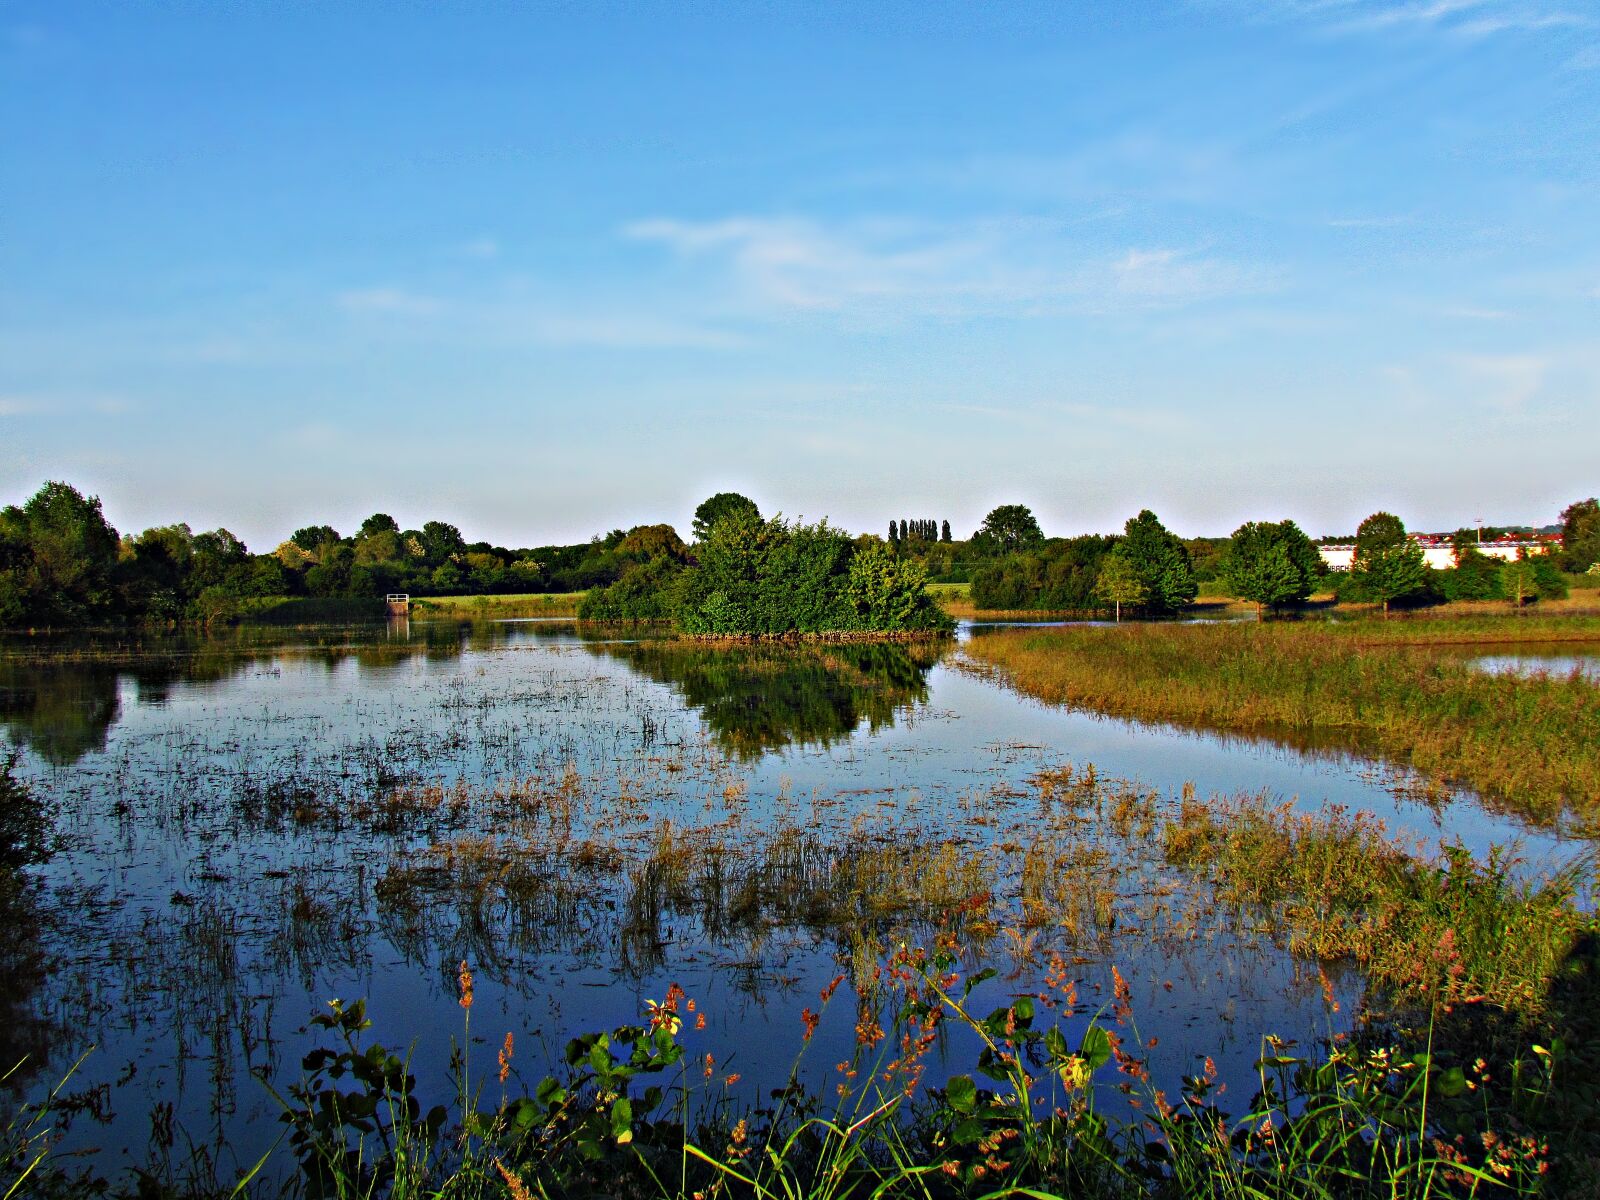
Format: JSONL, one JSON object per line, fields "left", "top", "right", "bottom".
{"left": 579, "top": 502, "right": 950, "bottom": 638}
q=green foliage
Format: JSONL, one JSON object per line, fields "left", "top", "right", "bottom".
{"left": 1092, "top": 550, "right": 1147, "bottom": 622}
{"left": 839, "top": 539, "right": 934, "bottom": 630}
{"left": 0, "top": 482, "right": 122, "bottom": 626}
{"left": 1559, "top": 497, "right": 1600, "bottom": 572}
{"left": 1119, "top": 509, "right": 1197, "bottom": 615}
{"left": 584, "top": 517, "right": 948, "bottom": 634}
{"left": 615, "top": 524, "right": 689, "bottom": 565}
{"left": 1222, "top": 520, "right": 1321, "bottom": 614}
{"left": 1503, "top": 556, "right": 1540, "bottom": 608}
{"left": 578, "top": 556, "right": 685, "bottom": 621}
{"left": 970, "top": 503, "right": 1044, "bottom": 556}
{"left": 677, "top": 515, "right": 948, "bottom": 635}
{"left": 1352, "top": 512, "right": 1430, "bottom": 616}
{"left": 290, "top": 525, "right": 341, "bottom": 553}
{"left": 678, "top": 514, "right": 852, "bottom": 635}
{"left": 690, "top": 492, "right": 761, "bottom": 544}
{"left": 969, "top": 535, "right": 1117, "bottom": 611}
{"left": 1437, "top": 537, "right": 1505, "bottom": 602}
{"left": 419, "top": 520, "right": 466, "bottom": 563}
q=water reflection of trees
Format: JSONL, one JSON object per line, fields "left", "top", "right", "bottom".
{"left": 0, "top": 624, "right": 476, "bottom": 765}
{"left": 589, "top": 640, "right": 945, "bottom": 757}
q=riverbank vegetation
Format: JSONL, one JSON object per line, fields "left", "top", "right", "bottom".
{"left": 964, "top": 616, "right": 1600, "bottom": 829}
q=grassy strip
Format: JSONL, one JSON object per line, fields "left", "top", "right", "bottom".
{"left": 411, "top": 591, "right": 585, "bottom": 618}
{"left": 964, "top": 617, "right": 1600, "bottom": 828}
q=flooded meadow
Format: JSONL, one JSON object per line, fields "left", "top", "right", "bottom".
{"left": 0, "top": 617, "right": 1586, "bottom": 1182}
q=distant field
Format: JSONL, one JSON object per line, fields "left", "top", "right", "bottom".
{"left": 410, "top": 592, "right": 585, "bottom": 617}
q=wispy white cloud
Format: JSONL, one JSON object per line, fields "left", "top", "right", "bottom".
{"left": 1327, "top": 214, "right": 1412, "bottom": 228}
{"left": 1212, "top": 0, "right": 1592, "bottom": 40}
{"left": 337, "top": 287, "right": 440, "bottom": 316}
{"left": 0, "top": 392, "right": 134, "bottom": 417}
{"left": 1441, "top": 304, "right": 1513, "bottom": 320}
{"left": 458, "top": 237, "right": 500, "bottom": 260}
{"left": 625, "top": 215, "right": 1275, "bottom": 320}
{"left": 523, "top": 312, "right": 747, "bottom": 350}
{"left": 1451, "top": 351, "right": 1550, "bottom": 413}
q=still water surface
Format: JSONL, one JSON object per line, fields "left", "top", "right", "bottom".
{"left": 0, "top": 618, "right": 1582, "bottom": 1180}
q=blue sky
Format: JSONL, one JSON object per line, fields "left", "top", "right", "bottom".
{"left": 3, "top": 0, "right": 1597, "bottom": 549}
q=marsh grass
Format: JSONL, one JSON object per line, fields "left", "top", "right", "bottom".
{"left": 1162, "top": 794, "right": 1590, "bottom": 1016}
{"left": 11, "top": 748, "right": 1598, "bottom": 1197}
{"left": 964, "top": 617, "right": 1600, "bottom": 828}
{"left": 40, "top": 932, "right": 1575, "bottom": 1199}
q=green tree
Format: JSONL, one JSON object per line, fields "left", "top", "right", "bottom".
{"left": 1502, "top": 554, "right": 1539, "bottom": 609}
{"left": 0, "top": 481, "right": 122, "bottom": 625}
{"left": 1440, "top": 534, "right": 1504, "bottom": 602}
{"left": 971, "top": 504, "right": 1044, "bottom": 556}
{"left": 1093, "top": 551, "right": 1147, "bottom": 623}
{"left": 420, "top": 520, "right": 466, "bottom": 563}
{"left": 1222, "top": 520, "right": 1321, "bottom": 617}
{"left": 358, "top": 513, "right": 399, "bottom": 538}
{"left": 290, "top": 524, "right": 341, "bottom": 553}
{"left": 841, "top": 540, "right": 938, "bottom": 630}
{"left": 615, "top": 524, "right": 689, "bottom": 564}
{"left": 1559, "top": 497, "right": 1600, "bottom": 572}
{"left": 1351, "top": 511, "right": 1428, "bottom": 618}
{"left": 691, "top": 492, "right": 761, "bottom": 543}
{"left": 940, "top": 520, "right": 952, "bottom": 543}
{"left": 1119, "top": 509, "right": 1197, "bottom": 615}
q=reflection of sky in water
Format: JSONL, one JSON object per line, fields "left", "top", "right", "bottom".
{"left": 0, "top": 620, "right": 1584, "bottom": 1180}
{"left": 1470, "top": 652, "right": 1600, "bottom": 682}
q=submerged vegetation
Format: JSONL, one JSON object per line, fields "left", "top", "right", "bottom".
{"left": 965, "top": 616, "right": 1600, "bottom": 829}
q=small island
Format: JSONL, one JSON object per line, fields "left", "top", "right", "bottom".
{"left": 578, "top": 492, "right": 951, "bottom": 638}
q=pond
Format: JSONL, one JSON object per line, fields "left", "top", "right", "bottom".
{"left": 0, "top": 618, "right": 1580, "bottom": 1182}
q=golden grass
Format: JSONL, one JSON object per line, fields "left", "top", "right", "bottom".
{"left": 964, "top": 616, "right": 1600, "bottom": 829}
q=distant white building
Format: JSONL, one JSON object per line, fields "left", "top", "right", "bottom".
{"left": 1318, "top": 534, "right": 1561, "bottom": 571}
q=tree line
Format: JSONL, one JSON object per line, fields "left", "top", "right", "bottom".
{"left": 0, "top": 480, "right": 682, "bottom": 628}
{"left": 3, "top": 480, "right": 1593, "bottom": 630}
{"left": 965, "top": 501, "right": 1590, "bottom": 618}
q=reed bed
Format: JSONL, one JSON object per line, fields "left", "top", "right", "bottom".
{"left": 964, "top": 617, "right": 1600, "bottom": 829}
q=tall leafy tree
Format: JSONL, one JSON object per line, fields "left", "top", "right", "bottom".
{"left": 290, "top": 525, "right": 341, "bottom": 553}
{"left": 972, "top": 504, "right": 1044, "bottom": 555}
{"left": 1119, "top": 509, "right": 1197, "bottom": 615}
{"left": 358, "top": 513, "right": 399, "bottom": 538}
{"left": 1559, "top": 497, "right": 1600, "bottom": 572}
{"left": 1352, "top": 511, "right": 1428, "bottom": 618}
{"left": 0, "top": 481, "right": 122, "bottom": 625}
{"left": 1093, "top": 551, "right": 1147, "bottom": 623}
{"left": 420, "top": 520, "right": 466, "bottom": 563}
{"left": 940, "top": 520, "right": 951, "bottom": 543}
{"left": 1222, "top": 520, "right": 1321, "bottom": 617}
{"left": 691, "top": 492, "right": 761, "bottom": 543}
